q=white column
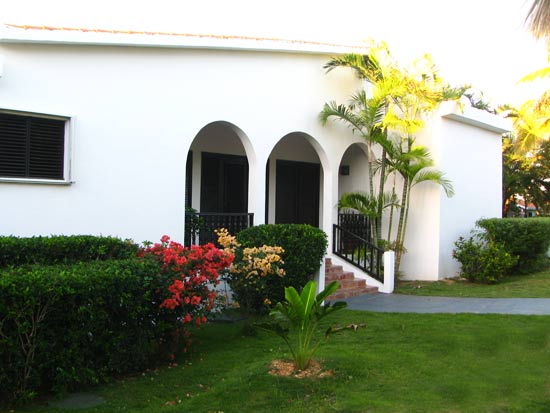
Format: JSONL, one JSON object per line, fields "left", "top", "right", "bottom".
{"left": 315, "top": 258, "right": 326, "bottom": 295}
{"left": 379, "top": 250, "right": 395, "bottom": 294}
{"left": 249, "top": 153, "right": 266, "bottom": 226}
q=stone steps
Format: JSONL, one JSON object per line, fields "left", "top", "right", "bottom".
{"left": 325, "top": 258, "right": 378, "bottom": 300}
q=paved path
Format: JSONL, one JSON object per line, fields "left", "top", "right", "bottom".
{"left": 341, "top": 294, "right": 550, "bottom": 315}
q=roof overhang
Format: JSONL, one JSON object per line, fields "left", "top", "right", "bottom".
{"left": 440, "top": 101, "right": 511, "bottom": 134}
{"left": 0, "top": 23, "right": 370, "bottom": 55}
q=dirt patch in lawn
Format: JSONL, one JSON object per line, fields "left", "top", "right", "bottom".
{"left": 268, "top": 359, "right": 334, "bottom": 379}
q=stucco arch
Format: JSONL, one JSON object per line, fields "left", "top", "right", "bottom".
{"left": 184, "top": 121, "right": 258, "bottom": 244}
{"left": 265, "top": 131, "right": 332, "bottom": 231}
{"left": 338, "top": 141, "right": 372, "bottom": 200}
{"left": 188, "top": 120, "right": 257, "bottom": 167}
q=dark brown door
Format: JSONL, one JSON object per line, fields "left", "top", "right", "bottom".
{"left": 275, "top": 160, "right": 320, "bottom": 227}
{"left": 200, "top": 152, "right": 248, "bottom": 213}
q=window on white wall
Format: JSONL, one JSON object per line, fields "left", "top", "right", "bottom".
{"left": 0, "top": 112, "right": 69, "bottom": 181}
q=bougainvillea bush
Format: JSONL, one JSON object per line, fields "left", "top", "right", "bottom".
{"left": 221, "top": 224, "right": 328, "bottom": 314}
{"left": 216, "top": 228, "right": 285, "bottom": 314}
{"left": 140, "top": 235, "right": 234, "bottom": 352}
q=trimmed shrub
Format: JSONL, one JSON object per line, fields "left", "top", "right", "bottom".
{"left": 477, "top": 218, "right": 550, "bottom": 272}
{"left": 230, "top": 224, "right": 327, "bottom": 312}
{"left": 0, "top": 235, "right": 139, "bottom": 268}
{"left": 0, "top": 257, "right": 176, "bottom": 404}
{"left": 452, "top": 236, "right": 518, "bottom": 283}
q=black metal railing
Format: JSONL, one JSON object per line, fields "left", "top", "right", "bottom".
{"left": 333, "top": 223, "right": 384, "bottom": 283}
{"left": 185, "top": 212, "right": 254, "bottom": 246}
{"left": 337, "top": 212, "right": 377, "bottom": 248}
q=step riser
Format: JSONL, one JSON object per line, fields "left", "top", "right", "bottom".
{"left": 325, "top": 272, "right": 355, "bottom": 281}
{"left": 324, "top": 257, "right": 378, "bottom": 299}
{"left": 327, "top": 288, "right": 378, "bottom": 301}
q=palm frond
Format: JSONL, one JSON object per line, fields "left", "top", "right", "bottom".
{"left": 324, "top": 54, "right": 376, "bottom": 80}
{"left": 510, "top": 93, "right": 550, "bottom": 154}
{"left": 319, "top": 102, "right": 365, "bottom": 134}
{"left": 518, "top": 66, "right": 550, "bottom": 83}
{"left": 526, "top": 0, "right": 550, "bottom": 40}
{"left": 339, "top": 191, "right": 400, "bottom": 217}
{"left": 338, "top": 192, "right": 379, "bottom": 218}
{"left": 411, "top": 168, "right": 455, "bottom": 197}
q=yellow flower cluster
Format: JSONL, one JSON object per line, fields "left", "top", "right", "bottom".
{"left": 239, "top": 245, "right": 285, "bottom": 277}
{"left": 215, "top": 228, "right": 286, "bottom": 279}
{"left": 216, "top": 228, "right": 240, "bottom": 252}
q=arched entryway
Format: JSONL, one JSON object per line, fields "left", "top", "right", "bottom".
{"left": 184, "top": 121, "right": 255, "bottom": 244}
{"left": 338, "top": 143, "right": 371, "bottom": 199}
{"left": 266, "top": 132, "right": 325, "bottom": 228}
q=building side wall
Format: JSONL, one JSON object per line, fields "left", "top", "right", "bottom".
{"left": 437, "top": 117, "right": 503, "bottom": 278}
{"left": 0, "top": 43, "right": 360, "bottom": 243}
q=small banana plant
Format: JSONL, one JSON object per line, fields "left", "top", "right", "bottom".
{"left": 257, "top": 280, "right": 347, "bottom": 371}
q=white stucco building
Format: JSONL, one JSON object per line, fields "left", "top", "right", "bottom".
{"left": 0, "top": 23, "right": 508, "bottom": 284}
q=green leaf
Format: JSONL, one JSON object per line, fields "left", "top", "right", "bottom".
{"left": 315, "top": 281, "right": 339, "bottom": 303}
{"left": 299, "top": 281, "right": 317, "bottom": 320}
{"left": 284, "top": 286, "right": 304, "bottom": 324}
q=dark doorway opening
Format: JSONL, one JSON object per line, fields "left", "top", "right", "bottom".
{"left": 200, "top": 152, "right": 248, "bottom": 213}
{"left": 275, "top": 159, "right": 320, "bottom": 227}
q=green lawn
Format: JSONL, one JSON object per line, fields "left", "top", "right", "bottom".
{"left": 15, "top": 310, "right": 550, "bottom": 413}
{"left": 396, "top": 269, "right": 550, "bottom": 298}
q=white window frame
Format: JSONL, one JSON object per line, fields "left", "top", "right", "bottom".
{"left": 0, "top": 108, "right": 74, "bottom": 185}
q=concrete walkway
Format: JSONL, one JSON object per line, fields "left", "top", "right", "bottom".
{"left": 342, "top": 294, "right": 550, "bottom": 315}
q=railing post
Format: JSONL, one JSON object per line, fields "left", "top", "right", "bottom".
{"left": 379, "top": 250, "right": 395, "bottom": 294}
{"left": 315, "top": 257, "right": 326, "bottom": 295}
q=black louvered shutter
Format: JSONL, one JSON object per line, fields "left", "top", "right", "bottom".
{"left": 0, "top": 113, "right": 65, "bottom": 180}
{"left": 0, "top": 114, "right": 27, "bottom": 178}
{"left": 29, "top": 118, "right": 65, "bottom": 179}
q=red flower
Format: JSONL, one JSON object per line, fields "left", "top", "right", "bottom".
{"left": 160, "top": 298, "right": 179, "bottom": 310}
{"left": 140, "top": 235, "right": 234, "bottom": 354}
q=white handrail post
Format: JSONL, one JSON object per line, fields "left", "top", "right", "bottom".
{"left": 379, "top": 250, "right": 395, "bottom": 294}
{"left": 315, "top": 255, "right": 326, "bottom": 295}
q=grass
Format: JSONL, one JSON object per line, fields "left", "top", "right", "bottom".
{"left": 395, "top": 269, "right": 550, "bottom": 298}
{"left": 13, "top": 310, "right": 550, "bottom": 413}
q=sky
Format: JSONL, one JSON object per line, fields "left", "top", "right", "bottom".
{"left": 2, "top": 0, "right": 549, "bottom": 106}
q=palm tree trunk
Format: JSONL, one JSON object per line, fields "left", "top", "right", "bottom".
{"left": 367, "top": 143, "right": 378, "bottom": 246}
{"left": 394, "top": 176, "right": 409, "bottom": 273}
{"left": 376, "top": 147, "right": 387, "bottom": 244}
{"left": 400, "top": 184, "right": 413, "bottom": 269}
{"left": 386, "top": 178, "right": 396, "bottom": 245}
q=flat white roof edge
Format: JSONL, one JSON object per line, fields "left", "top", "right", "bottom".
{"left": 440, "top": 102, "right": 511, "bottom": 134}
{"left": 0, "top": 24, "right": 369, "bottom": 55}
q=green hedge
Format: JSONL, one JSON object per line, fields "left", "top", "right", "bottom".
{"left": 477, "top": 218, "right": 550, "bottom": 272}
{"left": 0, "top": 257, "right": 176, "bottom": 404}
{"left": 0, "top": 235, "right": 139, "bottom": 267}
{"left": 453, "top": 236, "right": 517, "bottom": 283}
{"left": 231, "top": 224, "right": 327, "bottom": 312}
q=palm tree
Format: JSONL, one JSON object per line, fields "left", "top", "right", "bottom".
{"left": 386, "top": 139, "right": 454, "bottom": 272}
{"left": 513, "top": 0, "right": 550, "bottom": 152}
{"left": 320, "top": 43, "right": 409, "bottom": 244}
{"left": 526, "top": 0, "right": 550, "bottom": 42}
{"left": 321, "top": 47, "right": 389, "bottom": 244}
{"left": 319, "top": 89, "right": 385, "bottom": 203}
{"left": 321, "top": 43, "right": 465, "bottom": 274}
{"left": 502, "top": 89, "right": 550, "bottom": 154}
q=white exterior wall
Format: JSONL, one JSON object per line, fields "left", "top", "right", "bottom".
{"left": 399, "top": 104, "right": 507, "bottom": 280}
{"left": 0, "top": 42, "right": 360, "bottom": 244}
{"left": 436, "top": 109, "right": 505, "bottom": 279}
{"left": 0, "top": 33, "right": 508, "bottom": 280}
